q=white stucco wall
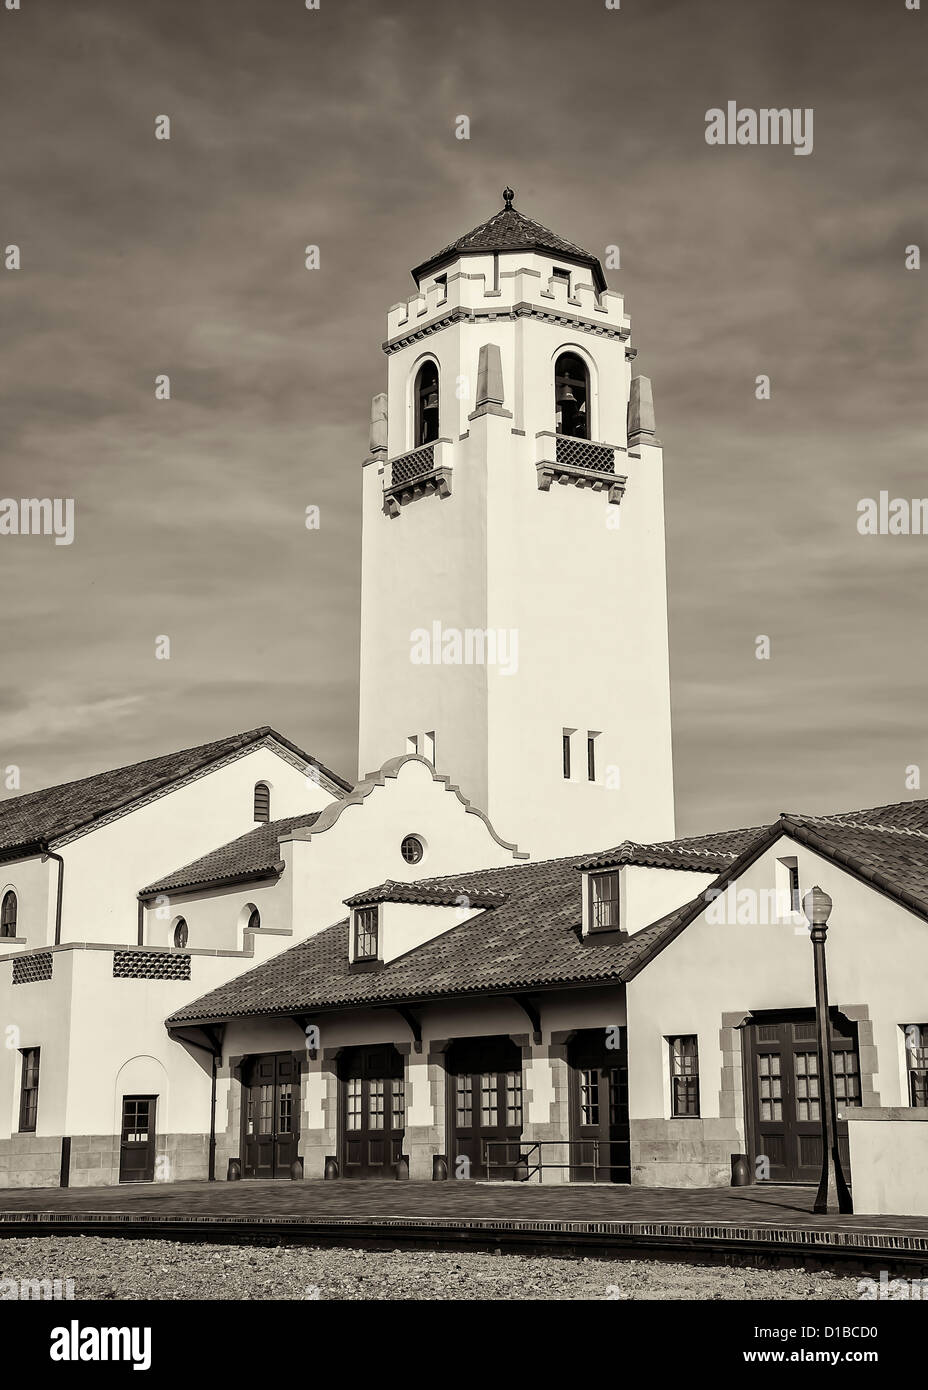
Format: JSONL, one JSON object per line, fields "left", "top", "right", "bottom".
{"left": 846, "top": 1111, "right": 928, "bottom": 1216}
{"left": 282, "top": 757, "right": 523, "bottom": 938}
{"left": 0, "top": 855, "right": 54, "bottom": 950}
{"left": 626, "top": 836, "right": 928, "bottom": 1131}
{"left": 359, "top": 247, "right": 674, "bottom": 859}
{"left": 54, "top": 743, "right": 339, "bottom": 946}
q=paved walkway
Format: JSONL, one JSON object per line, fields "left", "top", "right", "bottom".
{"left": 0, "top": 1179, "right": 925, "bottom": 1236}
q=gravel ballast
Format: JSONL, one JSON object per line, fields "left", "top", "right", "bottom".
{"left": 0, "top": 1237, "right": 865, "bottom": 1300}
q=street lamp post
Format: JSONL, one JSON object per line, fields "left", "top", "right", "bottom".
{"left": 801, "top": 885, "right": 853, "bottom": 1215}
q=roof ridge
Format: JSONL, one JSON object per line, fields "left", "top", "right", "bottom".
{"left": 785, "top": 812, "right": 928, "bottom": 840}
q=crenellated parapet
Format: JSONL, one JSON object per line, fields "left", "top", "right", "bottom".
{"left": 384, "top": 251, "right": 631, "bottom": 353}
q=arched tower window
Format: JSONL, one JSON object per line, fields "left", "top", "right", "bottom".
{"left": 1, "top": 890, "right": 17, "bottom": 938}
{"left": 173, "top": 917, "right": 188, "bottom": 948}
{"left": 414, "top": 361, "right": 439, "bottom": 446}
{"left": 554, "top": 352, "right": 590, "bottom": 440}
{"left": 253, "top": 782, "right": 270, "bottom": 823}
{"left": 247, "top": 907, "right": 261, "bottom": 933}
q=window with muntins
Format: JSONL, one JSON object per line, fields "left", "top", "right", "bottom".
{"left": 906, "top": 1025, "right": 928, "bottom": 1106}
{"left": 589, "top": 872, "right": 620, "bottom": 931}
{"left": 669, "top": 1036, "right": 700, "bottom": 1117}
{"left": 354, "top": 907, "right": 379, "bottom": 961}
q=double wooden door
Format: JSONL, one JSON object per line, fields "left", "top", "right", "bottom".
{"left": 339, "top": 1045, "right": 405, "bottom": 1179}
{"left": 447, "top": 1036, "right": 523, "bottom": 1180}
{"left": 568, "top": 1029, "right": 630, "bottom": 1182}
{"left": 241, "top": 1053, "right": 300, "bottom": 1179}
{"left": 744, "top": 1010, "right": 861, "bottom": 1183}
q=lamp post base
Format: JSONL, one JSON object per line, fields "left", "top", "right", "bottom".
{"left": 813, "top": 1150, "right": 853, "bottom": 1215}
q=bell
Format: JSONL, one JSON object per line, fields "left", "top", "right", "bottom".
{"left": 424, "top": 390, "right": 439, "bottom": 411}
{"left": 556, "top": 380, "right": 577, "bottom": 406}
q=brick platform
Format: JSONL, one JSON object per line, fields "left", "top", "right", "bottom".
{"left": 0, "top": 1181, "right": 927, "bottom": 1269}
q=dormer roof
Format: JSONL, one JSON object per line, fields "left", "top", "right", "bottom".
{"left": 411, "top": 192, "right": 607, "bottom": 293}
{"left": 343, "top": 879, "right": 509, "bottom": 910}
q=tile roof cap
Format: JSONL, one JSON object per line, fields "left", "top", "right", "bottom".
{"left": 342, "top": 880, "right": 509, "bottom": 909}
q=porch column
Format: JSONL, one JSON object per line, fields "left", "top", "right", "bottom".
{"left": 402, "top": 1039, "right": 448, "bottom": 1181}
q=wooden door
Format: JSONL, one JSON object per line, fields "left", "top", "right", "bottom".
{"left": 241, "top": 1053, "right": 299, "bottom": 1179}
{"left": 568, "top": 1029, "right": 630, "bottom": 1182}
{"left": 447, "top": 1036, "right": 523, "bottom": 1180}
{"left": 339, "top": 1045, "right": 405, "bottom": 1179}
{"left": 119, "top": 1095, "right": 157, "bottom": 1183}
{"left": 745, "top": 1010, "right": 860, "bottom": 1183}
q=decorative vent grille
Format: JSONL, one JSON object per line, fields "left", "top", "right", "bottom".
{"left": 12, "top": 953, "right": 53, "bottom": 985}
{"left": 391, "top": 444, "right": 435, "bottom": 484}
{"left": 113, "top": 950, "right": 191, "bottom": 981}
{"left": 555, "top": 436, "right": 615, "bottom": 474}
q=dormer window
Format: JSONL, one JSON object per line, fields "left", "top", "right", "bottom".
{"left": 415, "top": 361, "right": 439, "bottom": 446}
{"left": 353, "top": 906, "right": 380, "bottom": 962}
{"left": 589, "top": 871, "right": 620, "bottom": 932}
{"left": 254, "top": 782, "right": 270, "bottom": 823}
{"left": 554, "top": 352, "right": 590, "bottom": 440}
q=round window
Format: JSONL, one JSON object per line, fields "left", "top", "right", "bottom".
{"left": 400, "top": 835, "right": 424, "bottom": 865}
{"left": 173, "top": 918, "right": 188, "bottom": 948}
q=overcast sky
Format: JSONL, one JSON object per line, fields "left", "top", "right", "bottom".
{"left": 1, "top": 0, "right": 926, "bottom": 837}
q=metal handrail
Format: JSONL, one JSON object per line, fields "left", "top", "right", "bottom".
{"left": 483, "top": 1137, "right": 628, "bottom": 1183}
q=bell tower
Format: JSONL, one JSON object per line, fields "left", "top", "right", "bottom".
{"left": 358, "top": 191, "right": 675, "bottom": 858}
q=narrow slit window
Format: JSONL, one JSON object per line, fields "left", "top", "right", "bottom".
{"left": 587, "top": 734, "right": 597, "bottom": 782}
{"left": 1, "top": 890, "right": 17, "bottom": 938}
{"left": 562, "top": 731, "right": 572, "bottom": 780}
{"left": 253, "top": 782, "right": 270, "bottom": 823}
{"left": 18, "top": 1047, "right": 40, "bottom": 1133}
{"left": 788, "top": 864, "right": 801, "bottom": 913}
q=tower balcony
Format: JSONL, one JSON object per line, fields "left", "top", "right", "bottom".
{"left": 535, "top": 431, "right": 627, "bottom": 505}
{"left": 383, "top": 438, "right": 453, "bottom": 517}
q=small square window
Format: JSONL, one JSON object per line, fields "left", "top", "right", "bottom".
{"left": 669, "top": 1036, "right": 700, "bottom": 1117}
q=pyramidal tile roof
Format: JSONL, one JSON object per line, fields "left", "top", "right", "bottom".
{"left": 412, "top": 194, "right": 607, "bottom": 291}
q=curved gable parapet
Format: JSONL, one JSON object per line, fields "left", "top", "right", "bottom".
{"left": 278, "top": 753, "right": 529, "bottom": 859}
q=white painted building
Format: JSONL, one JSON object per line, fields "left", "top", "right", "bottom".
{"left": 2, "top": 195, "right": 927, "bottom": 1199}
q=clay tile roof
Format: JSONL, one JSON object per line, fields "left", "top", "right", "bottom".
{"left": 342, "top": 880, "right": 509, "bottom": 909}
{"left": 0, "top": 726, "right": 351, "bottom": 861}
{"left": 576, "top": 824, "right": 770, "bottom": 873}
{"left": 166, "top": 853, "right": 683, "bottom": 1024}
{"left": 411, "top": 200, "right": 607, "bottom": 291}
{"left": 139, "top": 812, "right": 324, "bottom": 897}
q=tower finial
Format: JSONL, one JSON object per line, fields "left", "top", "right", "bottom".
{"left": 502, "top": 186, "right": 514, "bottom": 210}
